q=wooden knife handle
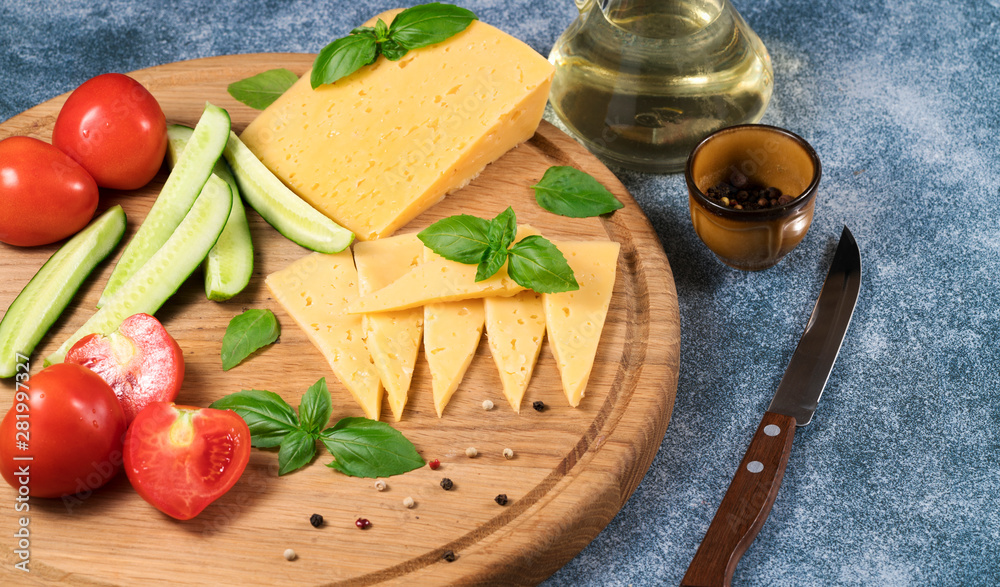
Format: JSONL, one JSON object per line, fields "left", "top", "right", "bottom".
{"left": 681, "top": 411, "right": 796, "bottom": 587}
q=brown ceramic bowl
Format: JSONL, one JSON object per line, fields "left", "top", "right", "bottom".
{"left": 685, "top": 124, "right": 821, "bottom": 270}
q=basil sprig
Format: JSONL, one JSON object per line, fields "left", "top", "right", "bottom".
{"left": 221, "top": 309, "right": 281, "bottom": 371}
{"left": 419, "top": 207, "right": 579, "bottom": 294}
{"left": 226, "top": 68, "right": 299, "bottom": 110}
{"left": 531, "top": 166, "right": 624, "bottom": 218}
{"left": 311, "top": 3, "right": 478, "bottom": 88}
{"left": 211, "top": 379, "right": 424, "bottom": 477}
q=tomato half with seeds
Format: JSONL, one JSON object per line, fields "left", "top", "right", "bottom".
{"left": 123, "top": 403, "right": 250, "bottom": 520}
{"left": 65, "top": 313, "right": 184, "bottom": 423}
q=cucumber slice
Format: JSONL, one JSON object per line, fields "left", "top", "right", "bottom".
{"left": 47, "top": 176, "right": 233, "bottom": 365}
{"left": 0, "top": 206, "right": 126, "bottom": 378}
{"left": 223, "top": 131, "right": 354, "bottom": 253}
{"left": 167, "top": 124, "right": 253, "bottom": 301}
{"left": 98, "top": 102, "right": 231, "bottom": 307}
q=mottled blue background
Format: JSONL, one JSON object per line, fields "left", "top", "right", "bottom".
{"left": 2, "top": 0, "right": 998, "bottom": 585}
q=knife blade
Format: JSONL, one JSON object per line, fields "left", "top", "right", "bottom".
{"left": 681, "top": 226, "right": 862, "bottom": 587}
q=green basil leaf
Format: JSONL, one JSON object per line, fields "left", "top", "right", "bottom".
{"left": 380, "top": 39, "right": 408, "bottom": 61}
{"left": 418, "top": 214, "right": 491, "bottom": 264}
{"left": 374, "top": 18, "right": 390, "bottom": 41}
{"left": 531, "top": 166, "right": 624, "bottom": 218}
{"left": 311, "top": 33, "right": 379, "bottom": 88}
{"left": 298, "top": 378, "right": 332, "bottom": 434}
{"left": 388, "top": 3, "right": 478, "bottom": 50}
{"left": 278, "top": 429, "right": 317, "bottom": 475}
{"left": 475, "top": 246, "right": 509, "bottom": 282}
{"left": 350, "top": 26, "right": 375, "bottom": 35}
{"left": 210, "top": 389, "right": 299, "bottom": 448}
{"left": 507, "top": 235, "right": 580, "bottom": 293}
{"left": 487, "top": 206, "right": 517, "bottom": 251}
{"left": 321, "top": 417, "right": 425, "bottom": 478}
{"left": 226, "top": 68, "right": 299, "bottom": 110}
{"left": 221, "top": 309, "right": 280, "bottom": 370}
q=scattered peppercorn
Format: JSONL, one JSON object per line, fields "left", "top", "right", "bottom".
{"left": 309, "top": 513, "right": 324, "bottom": 528}
{"left": 374, "top": 479, "right": 387, "bottom": 491}
{"left": 482, "top": 399, "right": 494, "bottom": 410}
{"left": 443, "top": 550, "right": 457, "bottom": 562}
{"left": 428, "top": 459, "right": 441, "bottom": 470}
{"left": 705, "top": 179, "right": 796, "bottom": 211}
{"left": 532, "top": 401, "right": 545, "bottom": 412}
{"left": 283, "top": 548, "right": 297, "bottom": 561}
{"left": 465, "top": 447, "right": 478, "bottom": 458}
{"left": 403, "top": 496, "right": 415, "bottom": 508}
{"left": 503, "top": 448, "right": 514, "bottom": 460}
{"left": 355, "top": 518, "right": 372, "bottom": 530}
{"left": 495, "top": 494, "right": 508, "bottom": 506}
{"left": 440, "top": 477, "right": 454, "bottom": 490}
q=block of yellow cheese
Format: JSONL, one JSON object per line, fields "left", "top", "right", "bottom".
{"left": 543, "top": 241, "right": 621, "bottom": 407}
{"left": 239, "top": 12, "right": 555, "bottom": 241}
{"left": 353, "top": 233, "right": 424, "bottom": 421}
{"left": 348, "top": 225, "right": 539, "bottom": 314}
{"left": 265, "top": 251, "right": 384, "bottom": 420}
{"left": 484, "top": 290, "right": 545, "bottom": 412}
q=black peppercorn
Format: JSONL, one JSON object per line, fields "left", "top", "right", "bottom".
{"left": 309, "top": 513, "right": 324, "bottom": 528}
{"left": 495, "top": 494, "right": 508, "bottom": 506}
{"left": 532, "top": 401, "right": 545, "bottom": 412}
{"left": 443, "top": 550, "right": 456, "bottom": 562}
{"left": 440, "top": 477, "right": 454, "bottom": 490}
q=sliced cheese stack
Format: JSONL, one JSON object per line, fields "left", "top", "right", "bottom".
{"left": 239, "top": 13, "right": 555, "bottom": 241}
{"left": 424, "top": 297, "right": 485, "bottom": 418}
{"left": 265, "top": 251, "right": 384, "bottom": 420}
{"left": 353, "top": 234, "right": 424, "bottom": 422}
{"left": 543, "top": 241, "right": 621, "bottom": 407}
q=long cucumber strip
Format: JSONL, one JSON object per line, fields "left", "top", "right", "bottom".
{"left": 223, "top": 131, "right": 354, "bottom": 253}
{"left": 0, "top": 206, "right": 126, "bottom": 378}
{"left": 98, "top": 102, "right": 231, "bottom": 307}
{"left": 167, "top": 124, "right": 253, "bottom": 301}
{"left": 47, "top": 176, "right": 233, "bottom": 365}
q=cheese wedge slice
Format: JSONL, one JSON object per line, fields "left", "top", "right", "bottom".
{"left": 543, "top": 241, "right": 621, "bottom": 407}
{"left": 348, "top": 225, "right": 540, "bottom": 314}
{"left": 239, "top": 13, "right": 555, "bottom": 241}
{"left": 353, "top": 233, "right": 424, "bottom": 421}
{"left": 484, "top": 290, "right": 545, "bottom": 412}
{"left": 265, "top": 251, "right": 383, "bottom": 420}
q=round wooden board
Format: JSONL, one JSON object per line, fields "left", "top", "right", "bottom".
{"left": 0, "top": 54, "right": 680, "bottom": 586}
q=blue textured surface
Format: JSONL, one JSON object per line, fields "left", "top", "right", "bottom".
{"left": 2, "top": 1, "right": 998, "bottom": 585}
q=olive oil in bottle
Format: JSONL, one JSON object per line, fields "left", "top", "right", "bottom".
{"left": 548, "top": 0, "right": 773, "bottom": 173}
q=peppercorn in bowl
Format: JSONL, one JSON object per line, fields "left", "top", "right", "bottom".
{"left": 685, "top": 124, "right": 821, "bottom": 270}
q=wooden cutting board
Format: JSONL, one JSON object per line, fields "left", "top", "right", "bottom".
{"left": 0, "top": 54, "right": 680, "bottom": 586}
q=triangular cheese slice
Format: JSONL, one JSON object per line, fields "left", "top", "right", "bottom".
{"left": 353, "top": 233, "right": 424, "bottom": 421}
{"left": 347, "top": 225, "right": 540, "bottom": 314}
{"left": 484, "top": 290, "right": 545, "bottom": 412}
{"left": 543, "top": 241, "right": 620, "bottom": 407}
{"left": 422, "top": 244, "right": 485, "bottom": 417}
{"left": 265, "top": 251, "right": 384, "bottom": 420}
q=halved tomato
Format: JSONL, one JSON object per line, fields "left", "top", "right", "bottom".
{"left": 65, "top": 313, "right": 184, "bottom": 423}
{"left": 123, "top": 402, "right": 250, "bottom": 520}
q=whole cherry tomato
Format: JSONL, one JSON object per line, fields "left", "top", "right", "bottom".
{"left": 0, "top": 136, "right": 99, "bottom": 247}
{"left": 52, "top": 73, "right": 168, "bottom": 190}
{"left": 124, "top": 402, "right": 250, "bottom": 520}
{"left": 0, "top": 363, "right": 128, "bottom": 498}
{"left": 65, "top": 313, "right": 185, "bottom": 423}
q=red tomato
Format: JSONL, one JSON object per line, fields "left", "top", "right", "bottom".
{"left": 124, "top": 403, "right": 250, "bottom": 520}
{"left": 0, "top": 363, "right": 127, "bottom": 498}
{"left": 52, "top": 73, "right": 167, "bottom": 190}
{"left": 0, "top": 136, "right": 99, "bottom": 247}
{"left": 65, "top": 313, "right": 185, "bottom": 423}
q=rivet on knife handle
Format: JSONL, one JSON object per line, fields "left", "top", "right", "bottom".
{"left": 680, "top": 411, "right": 796, "bottom": 587}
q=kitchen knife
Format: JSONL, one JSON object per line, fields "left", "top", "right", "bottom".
{"left": 681, "top": 226, "right": 862, "bottom": 587}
